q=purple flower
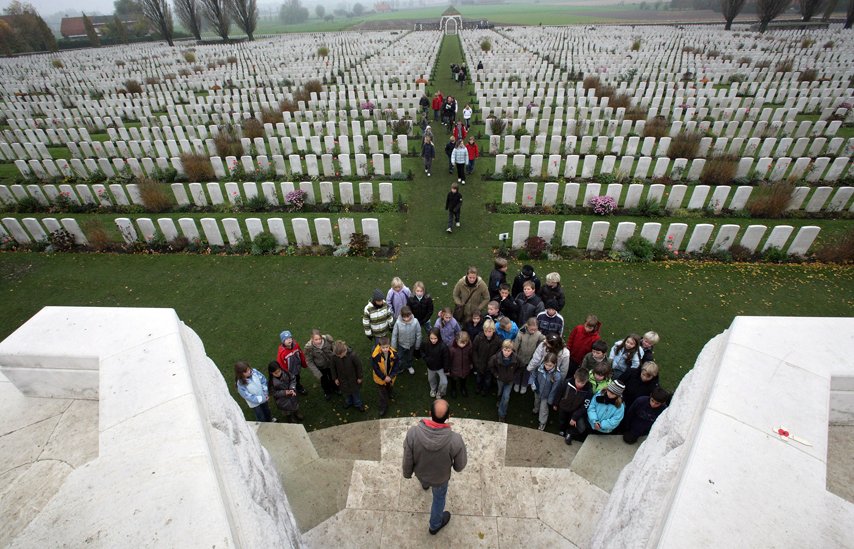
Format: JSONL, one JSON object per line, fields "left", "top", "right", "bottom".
{"left": 588, "top": 195, "right": 617, "bottom": 215}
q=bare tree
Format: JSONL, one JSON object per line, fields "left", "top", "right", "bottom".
{"left": 721, "top": 0, "right": 746, "bottom": 30}
{"left": 800, "top": 0, "right": 823, "bottom": 20}
{"left": 201, "top": 0, "right": 231, "bottom": 40}
{"left": 174, "top": 0, "right": 203, "bottom": 40}
{"left": 756, "top": 0, "right": 792, "bottom": 32}
{"left": 140, "top": 0, "right": 174, "bottom": 46}
{"left": 228, "top": 0, "right": 257, "bottom": 40}
{"left": 845, "top": 0, "right": 853, "bottom": 28}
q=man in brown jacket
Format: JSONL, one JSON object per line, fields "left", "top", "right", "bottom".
{"left": 452, "top": 266, "right": 490, "bottom": 323}
{"left": 402, "top": 399, "right": 468, "bottom": 535}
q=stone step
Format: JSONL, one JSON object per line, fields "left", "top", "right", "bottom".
{"left": 504, "top": 423, "right": 580, "bottom": 469}
{"left": 256, "top": 422, "right": 319, "bottom": 474}
{"left": 569, "top": 434, "right": 641, "bottom": 493}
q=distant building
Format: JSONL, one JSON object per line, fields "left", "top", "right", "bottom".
{"left": 374, "top": 2, "right": 393, "bottom": 12}
{"left": 59, "top": 15, "right": 144, "bottom": 39}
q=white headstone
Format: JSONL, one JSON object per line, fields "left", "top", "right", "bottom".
{"left": 512, "top": 220, "right": 530, "bottom": 249}
{"left": 587, "top": 221, "right": 610, "bottom": 251}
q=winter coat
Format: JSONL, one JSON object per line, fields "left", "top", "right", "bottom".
{"left": 403, "top": 420, "right": 467, "bottom": 487}
{"left": 443, "top": 101, "right": 456, "bottom": 119}
{"left": 581, "top": 352, "right": 612, "bottom": 375}
{"left": 536, "top": 311, "right": 564, "bottom": 338}
{"left": 386, "top": 286, "right": 412, "bottom": 320}
{"left": 557, "top": 380, "right": 594, "bottom": 421}
{"left": 452, "top": 276, "right": 490, "bottom": 324}
{"left": 407, "top": 293, "right": 434, "bottom": 326}
{"left": 514, "top": 293, "right": 545, "bottom": 328}
{"left": 610, "top": 340, "right": 641, "bottom": 378}
{"left": 362, "top": 301, "right": 394, "bottom": 339}
{"left": 472, "top": 332, "right": 502, "bottom": 374}
{"left": 435, "top": 316, "right": 461, "bottom": 347}
{"left": 421, "top": 142, "right": 435, "bottom": 160}
{"left": 587, "top": 391, "right": 625, "bottom": 433}
{"left": 623, "top": 397, "right": 667, "bottom": 437}
{"left": 589, "top": 371, "right": 611, "bottom": 395}
{"left": 465, "top": 141, "right": 479, "bottom": 160}
{"left": 487, "top": 269, "right": 506, "bottom": 299}
{"left": 539, "top": 283, "right": 566, "bottom": 312}
{"left": 448, "top": 341, "right": 473, "bottom": 378}
{"left": 392, "top": 316, "right": 422, "bottom": 351}
{"left": 489, "top": 351, "right": 522, "bottom": 383}
{"left": 431, "top": 96, "right": 443, "bottom": 110}
{"left": 565, "top": 322, "right": 602, "bottom": 363}
{"left": 270, "top": 369, "right": 299, "bottom": 412}
{"left": 453, "top": 125, "right": 468, "bottom": 142}
{"left": 421, "top": 338, "right": 450, "bottom": 372}
{"left": 444, "top": 140, "right": 456, "bottom": 158}
{"left": 513, "top": 328, "right": 545, "bottom": 366}
{"left": 419, "top": 96, "right": 430, "bottom": 109}
{"left": 639, "top": 345, "right": 655, "bottom": 365}
{"left": 277, "top": 343, "right": 307, "bottom": 373}
{"left": 511, "top": 266, "right": 541, "bottom": 297}
{"left": 236, "top": 368, "right": 268, "bottom": 408}
{"left": 331, "top": 348, "right": 363, "bottom": 394}
{"left": 462, "top": 106, "right": 473, "bottom": 120}
{"left": 465, "top": 320, "right": 483, "bottom": 342}
{"left": 445, "top": 191, "right": 462, "bottom": 213}
{"left": 530, "top": 364, "right": 563, "bottom": 405}
{"left": 495, "top": 319, "right": 519, "bottom": 341}
{"left": 497, "top": 296, "right": 519, "bottom": 322}
{"left": 304, "top": 334, "right": 335, "bottom": 379}
{"left": 451, "top": 146, "right": 469, "bottom": 165}
{"left": 371, "top": 345, "right": 399, "bottom": 385}
{"left": 618, "top": 368, "right": 660, "bottom": 408}
{"left": 528, "top": 342, "right": 571, "bottom": 380}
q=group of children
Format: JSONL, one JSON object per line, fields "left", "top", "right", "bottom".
{"left": 234, "top": 263, "right": 671, "bottom": 445}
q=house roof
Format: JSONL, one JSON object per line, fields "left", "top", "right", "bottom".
{"left": 441, "top": 6, "right": 461, "bottom": 16}
{"left": 60, "top": 15, "right": 114, "bottom": 38}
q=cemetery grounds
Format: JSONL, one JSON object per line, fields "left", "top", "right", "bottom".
{"left": 0, "top": 26, "right": 852, "bottom": 432}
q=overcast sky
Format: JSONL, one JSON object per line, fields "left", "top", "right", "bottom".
{"left": 0, "top": 0, "right": 116, "bottom": 15}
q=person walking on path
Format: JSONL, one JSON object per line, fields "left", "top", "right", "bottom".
{"left": 451, "top": 139, "right": 469, "bottom": 184}
{"left": 445, "top": 182, "right": 462, "bottom": 233}
{"left": 422, "top": 135, "right": 435, "bottom": 177}
{"left": 402, "top": 399, "right": 468, "bottom": 535}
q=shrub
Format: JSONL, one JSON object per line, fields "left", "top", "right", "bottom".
{"left": 303, "top": 79, "right": 323, "bottom": 95}
{"left": 82, "top": 219, "right": 113, "bottom": 251}
{"left": 145, "top": 76, "right": 160, "bottom": 85}
{"left": 183, "top": 51, "right": 196, "bottom": 63}
{"left": 251, "top": 230, "right": 279, "bottom": 255}
{"left": 624, "top": 105, "right": 648, "bottom": 121}
{"left": 391, "top": 118, "right": 410, "bottom": 136}
{"left": 635, "top": 195, "right": 664, "bottom": 217}
{"left": 124, "top": 79, "right": 143, "bottom": 94}
{"left": 317, "top": 46, "right": 329, "bottom": 57}
{"left": 213, "top": 124, "right": 243, "bottom": 157}
{"left": 138, "top": 178, "right": 173, "bottom": 212}
{"left": 798, "top": 68, "right": 818, "bottom": 83}
{"left": 667, "top": 130, "right": 702, "bottom": 159}
{"left": 801, "top": 38, "right": 815, "bottom": 48}
{"left": 754, "top": 60, "right": 771, "bottom": 69}
{"left": 523, "top": 236, "right": 547, "bottom": 259}
{"left": 489, "top": 117, "right": 507, "bottom": 135}
{"left": 775, "top": 59, "right": 793, "bottom": 73}
{"left": 737, "top": 56, "right": 752, "bottom": 65}
{"left": 348, "top": 232, "right": 369, "bottom": 256}
{"left": 727, "top": 73, "right": 747, "bottom": 84}
{"left": 813, "top": 227, "right": 854, "bottom": 263}
{"left": 699, "top": 154, "right": 739, "bottom": 185}
{"left": 643, "top": 116, "right": 668, "bottom": 139}
{"left": 706, "top": 49, "right": 720, "bottom": 58}
{"left": 241, "top": 118, "right": 265, "bottom": 140}
{"left": 180, "top": 153, "right": 215, "bottom": 181}
{"left": 588, "top": 195, "right": 617, "bottom": 215}
{"left": 762, "top": 246, "right": 788, "bottom": 263}
{"left": 285, "top": 189, "right": 307, "bottom": 212}
{"left": 610, "top": 93, "right": 632, "bottom": 109}
{"left": 480, "top": 39, "right": 491, "bottom": 52}
{"left": 623, "top": 235, "right": 654, "bottom": 262}
{"left": 746, "top": 181, "right": 794, "bottom": 218}
{"left": 631, "top": 39, "right": 641, "bottom": 51}
{"left": 596, "top": 84, "right": 616, "bottom": 101}
{"left": 279, "top": 98, "right": 298, "bottom": 113}
{"left": 49, "top": 229, "right": 75, "bottom": 252}
{"left": 178, "top": 68, "right": 191, "bottom": 77}
{"left": 261, "top": 107, "right": 283, "bottom": 125}
{"left": 729, "top": 243, "right": 753, "bottom": 262}
{"left": 582, "top": 75, "right": 600, "bottom": 90}
{"left": 823, "top": 40, "right": 834, "bottom": 49}
{"left": 227, "top": 56, "right": 237, "bottom": 64}
{"left": 115, "top": 60, "right": 125, "bottom": 67}
{"left": 51, "top": 59, "right": 64, "bottom": 68}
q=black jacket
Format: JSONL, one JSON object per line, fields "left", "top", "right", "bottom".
{"left": 511, "top": 265, "right": 541, "bottom": 297}
{"left": 557, "top": 380, "right": 594, "bottom": 421}
{"left": 407, "top": 294, "right": 434, "bottom": 325}
{"left": 515, "top": 293, "right": 544, "bottom": 326}
{"left": 445, "top": 191, "right": 462, "bottom": 212}
{"left": 444, "top": 140, "right": 456, "bottom": 157}
{"left": 539, "top": 283, "right": 566, "bottom": 312}
{"left": 487, "top": 269, "right": 506, "bottom": 300}
{"left": 618, "top": 368, "right": 659, "bottom": 408}
{"left": 421, "top": 339, "right": 450, "bottom": 372}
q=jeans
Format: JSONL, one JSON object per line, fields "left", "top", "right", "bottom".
{"left": 253, "top": 401, "right": 272, "bottom": 422}
{"left": 447, "top": 207, "right": 460, "bottom": 229}
{"left": 399, "top": 348, "right": 414, "bottom": 372}
{"left": 433, "top": 109, "right": 440, "bottom": 121}
{"left": 429, "top": 481, "right": 449, "bottom": 530}
{"left": 497, "top": 379, "right": 512, "bottom": 418}
{"left": 428, "top": 369, "right": 448, "bottom": 395}
{"left": 532, "top": 392, "right": 551, "bottom": 425}
{"left": 466, "top": 159, "right": 475, "bottom": 174}
{"left": 423, "top": 156, "right": 432, "bottom": 172}
{"left": 464, "top": 118, "right": 471, "bottom": 129}
{"left": 345, "top": 390, "right": 364, "bottom": 408}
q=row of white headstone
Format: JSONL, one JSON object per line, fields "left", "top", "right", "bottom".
{"left": 511, "top": 219, "right": 819, "bottom": 257}
{"left": 501, "top": 181, "right": 854, "bottom": 213}
{"left": 0, "top": 180, "right": 397, "bottom": 209}
{"left": 0, "top": 215, "right": 382, "bottom": 249}
{"left": 493, "top": 153, "right": 852, "bottom": 183}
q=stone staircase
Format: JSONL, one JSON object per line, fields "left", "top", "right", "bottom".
{"left": 255, "top": 418, "right": 641, "bottom": 548}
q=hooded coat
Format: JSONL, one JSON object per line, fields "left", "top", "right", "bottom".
{"left": 511, "top": 265, "right": 541, "bottom": 297}
{"left": 587, "top": 390, "right": 625, "bottom": 433}
{"left": 331, "top": 348, "right": 363, "bottom": 394}
{"left": 448, "top": 340, "right": 473, "bottom": 378}
{"left": 565, "top": 321, "right": 602, "bottom": 363}
{"left": 402, "top": 420, "right": 468, "bottom": 487}
{"left": 472, "top": 331, "right": 502, "bottom": 374}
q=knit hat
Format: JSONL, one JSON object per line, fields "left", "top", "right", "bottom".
{"left": 545, "top": 299, "right": 558, "bottom": 310}
{"left": 279, "top": 330, "right": 292, "bottom": 343}
{"left": 372, "top": 288, "right": 384, "bottom": 302}
{"left": 606, "top": 380, "right": 625, "bottom": 397}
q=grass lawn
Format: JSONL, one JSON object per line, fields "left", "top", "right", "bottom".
{"left": 1, "top": 34, "right": 853, "bottom": 433}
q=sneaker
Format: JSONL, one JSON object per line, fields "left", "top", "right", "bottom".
{"left": 538, "top": 423, "right": 546, "bottom": 431}
{"left": 559, "top": 431, "right": 566, "bottom": 437}
{"left": 429, "top": 511, "right": 451, "bottom": 535}
{"left": 427, "top": 172, "right": 431, "bottom": 176}
{"left": 564, "top": 434, "right": 572, "bottom": 445}
{"left": 461, "top": 180, "right": 465, "bottom": 185}
{"left": 408, "top": 367, "right": 415, "bottom": 375}
{"left": 457, "top": 178, "right": 461, "bottom": 183}
{"left": 272, "top": 417, "right": 278, "bottom": 423}
{"left": 532, "top": 407, "right": 538, "bottom": 414}
{"left": 513, "top": 384, "right": 520, "bottom": 393}
{"left": 436, "top": 393, "right": 443, "bottom": 399}
{"left": 430, "top": 390, "right": 436, "bottom": 398}
{"left": 520, "top": 386, "right": 528, "bottom": 394}
{"left": 455, "top": 222, "right": 460, "bottom": 227}
{"left": 447, "top": 228, "right": 452, "bottom": 233}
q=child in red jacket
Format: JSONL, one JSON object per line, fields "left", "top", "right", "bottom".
{"left": 277, "top": 330, "right": 308, "bottom": 395}
{"left": 465, "top": 136, "right": 479, "bottom": 176}
{"left": 565, "top": 314, "right": 601, "bottom": 373}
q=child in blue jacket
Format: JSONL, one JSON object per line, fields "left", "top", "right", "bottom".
{"left": 234, "top": 361, "right": 272, "bottom": 422}
{"left": 587, "top": 380, "right": 626, "bottom": 435}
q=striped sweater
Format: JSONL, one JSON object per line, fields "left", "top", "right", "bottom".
{"left": 363, "top": 301, "right": 394, "bottom": 338}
